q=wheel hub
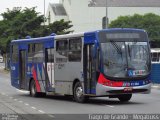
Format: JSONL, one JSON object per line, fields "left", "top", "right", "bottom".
{"left": 31, "top": 84, "right": 36, "bottom": 95}
{"left": 76, "top": 87, "right": 83, "bottom": 98}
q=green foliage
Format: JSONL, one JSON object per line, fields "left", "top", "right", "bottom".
{"left": 0, "top": 7, "right": 73, "bottom": 54}
{"left": 47, "top": 19, "right": 73, "bottom": 35}
{"left": 109, "top": 13, "right": 160, "bottom": 41}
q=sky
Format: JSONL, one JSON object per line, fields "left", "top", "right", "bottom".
{"left": 0, "top": 0, "right": 59, "bottom": 19}
{"left": 0, "top": 1, "right": 160, "bottom": 26}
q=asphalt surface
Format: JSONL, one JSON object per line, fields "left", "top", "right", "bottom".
{"left": 0, "top": 63, "right": 160, "bottom": 120}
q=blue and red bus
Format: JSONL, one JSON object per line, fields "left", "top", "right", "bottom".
{"left": 10, "top": 28, "right": 151, "bottom": 103}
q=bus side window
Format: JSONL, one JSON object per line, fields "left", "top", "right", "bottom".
{"left": 56, "top": 40, "right": 68, "bottom": 62}
{"left": 56, "top": 40, "right": 68, "bottom": 51}
{"left": 68, "top": 38, "right": 82, "bottom": 62}
{"left": 47, "top": 48, "right": 54, "bottom": 62}
{"left": 12, "top": 45, "right": 18, "bottom": 63}
{"left": 28, "top": 44, "right": 33, "bottom": 62}
{"left": 33, "top": 43, "right": 44, "bottom": 62}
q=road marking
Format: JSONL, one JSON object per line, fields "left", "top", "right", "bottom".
{"left": 48, "top": 114, "right": 55, "bottom": 118}
{"left": 4, "top": 94, "right": 8, "bottom": 96}
{"left": 1, "top": 93, "right": 9, "bottom": 97}
{"left": 101, "top": 104, "right": 115, "bottom": 108}
{"left": 25, "top": 103, "right": 29, "bottom": 106}
{"left": 18, "top": 101, "right": 23, "bottom": 103}
{"left": 0, "top": 91, "right": 48, "bottom": 115}
{"left": 105, "top": 105, "right": 114, "bottom": 108}
{"left": 31, "top": 106, "right": 36, "bottom": 110}
{"left": 9, "top": 97, "right": 13, "bottom": 99}
{"left": 1, "top": 92, "right": 6, "bottom": 95}
{"left": 152, "top": 86, "right": 159, "bottom": 88}
{"left": 0, "top": 91, "right": 47, "bottom": 115}
{"left": 38, "top": 110, "right": 45, "bottom": 114}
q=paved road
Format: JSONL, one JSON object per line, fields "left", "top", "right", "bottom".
{"left": 0, "top": 70, "right": 160, "bottom": 120}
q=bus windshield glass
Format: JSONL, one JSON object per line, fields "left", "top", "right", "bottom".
{"left": 99, "top": 31, "right": 150, "bottom": 79}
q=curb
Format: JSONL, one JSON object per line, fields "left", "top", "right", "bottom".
{"left": 151, "top": 84, "right": 160, "bottom": 89}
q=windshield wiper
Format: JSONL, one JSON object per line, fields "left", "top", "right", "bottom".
{"left": 110, "top": 41, "right": 123, "bottom": 58}
{"left": 111, "top": 41, "right": 121, "bottom": 54}
{"left": 128, "top": 44, "right": 131, "bottom": 59}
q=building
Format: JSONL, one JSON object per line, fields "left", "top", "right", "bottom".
{"left": 46, "top": 0, "right": 160, "bottom": 32}
{"left": 46, "top": 0, "right": 106, "bottom": 32}
{"left": 46, "top": 3, "right": 68, "bottom": 23}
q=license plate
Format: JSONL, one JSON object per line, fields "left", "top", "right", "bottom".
{"left": 124, "top": 87, "right": 133, "bottom": 92}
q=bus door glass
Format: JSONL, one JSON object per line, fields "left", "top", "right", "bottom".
{"left": 19, "top": 50, "right": 26, "bottom": 89}
{"left": 83, "top": 44, "right": 96, "bottom": 94}
{"left": 45, "top": 48, "right": 55, "bottom": 89}
{"left": 11, "top": 45, "right": 19, "bottom": 88}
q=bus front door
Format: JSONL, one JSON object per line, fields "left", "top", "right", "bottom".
{"left": 83, "top": 45, "right": 97, "bottom": 95}
{"left": 19, "top": 50, "right": 26, "bottom": 89}
{"left": 45, "top": 48, "right": 55, "bottom": 91}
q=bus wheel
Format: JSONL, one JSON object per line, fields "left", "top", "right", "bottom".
{"left": 30, "top": 80, "right": 39, "bottom": 97}
{"left": 118, "top": 94, "right": 132, "bottom": 102}
{"left": 73, "top": 82, "right": 87, "bottom": 103}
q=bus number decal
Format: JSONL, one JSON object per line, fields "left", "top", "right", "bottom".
{"left": 58, "top": 64, "right": 65, "bottom": 69}
{"left": 47, "top": 64, "right": 54, "bottom": 71}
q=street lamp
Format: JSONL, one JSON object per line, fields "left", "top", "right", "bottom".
{"left": 88, "top": 0, "right": 108, "bottom": 29}
{"left": 105, "top": 0, "right": 108, "bottom": 28}
{"left": 88, "top": 0, "right": 96, "bottom": 7}
{"left": 44, "top": 0, "right": 45, "bottom": 25}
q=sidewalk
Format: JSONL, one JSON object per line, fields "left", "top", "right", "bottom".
{"left": 151, "top": 83, "right": 160, "bottom": 89}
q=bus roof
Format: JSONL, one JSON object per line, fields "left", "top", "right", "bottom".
{"left": 151, "top": 48, "right": 160, "bottom": 53}
{"left": 11, "top": 28, "right": 146, "bottom": 44}
{"left": 11, "top": 36, "right": 54, "bottom": 44}
{"left": 54, "top": 32, "right": 84, "bottom": 40}
{"left": 96, "top": 28, "right": 146, "bottom": 33}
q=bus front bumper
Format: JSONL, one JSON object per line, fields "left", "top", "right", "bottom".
{"left": 96, "top": 83, "right": 151, "bottom": 96}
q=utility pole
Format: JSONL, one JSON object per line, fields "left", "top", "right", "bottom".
{"left": 88, "top": 0, "right": 160, "bottom": 28}
{"left": 44, "top": 0, "right": 45, "bottom": 25}
{"left": 89, "top": 0, "right": 108, "bottom": 29}
{"left": 105, "top": 0, "right": 108, "bottom": 28}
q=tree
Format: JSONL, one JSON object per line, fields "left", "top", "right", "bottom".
{"left": 109, "top": 13, "right": 160, "bottom": 41}
{"left": 47, "top": 19, "right": 73, "bottom": 35}
{"left": 0, "top": 7, "right": 73, "bottom": 54}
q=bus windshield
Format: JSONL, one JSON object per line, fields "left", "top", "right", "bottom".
{"left": 100, "top": 37, "right": 150, "bottom": 79}
{"left": 101, "top": 41, "right": 150, "bottom": 78}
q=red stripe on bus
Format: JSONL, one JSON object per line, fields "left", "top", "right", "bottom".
{"left": 32, "top": 66, "right": 41, "bottom": 92}
{"left": 98, "top": 73, "right": 123, "bottom": 87}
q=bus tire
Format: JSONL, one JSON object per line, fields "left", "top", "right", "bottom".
{"left": 30, "top": 80, "right": 39, "bottom": 97}
{"left": 118, "top": 94, "right": 132, "bottom": 102}
{"left": 73, "top": 82, "right": 87, "bottom": 103}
